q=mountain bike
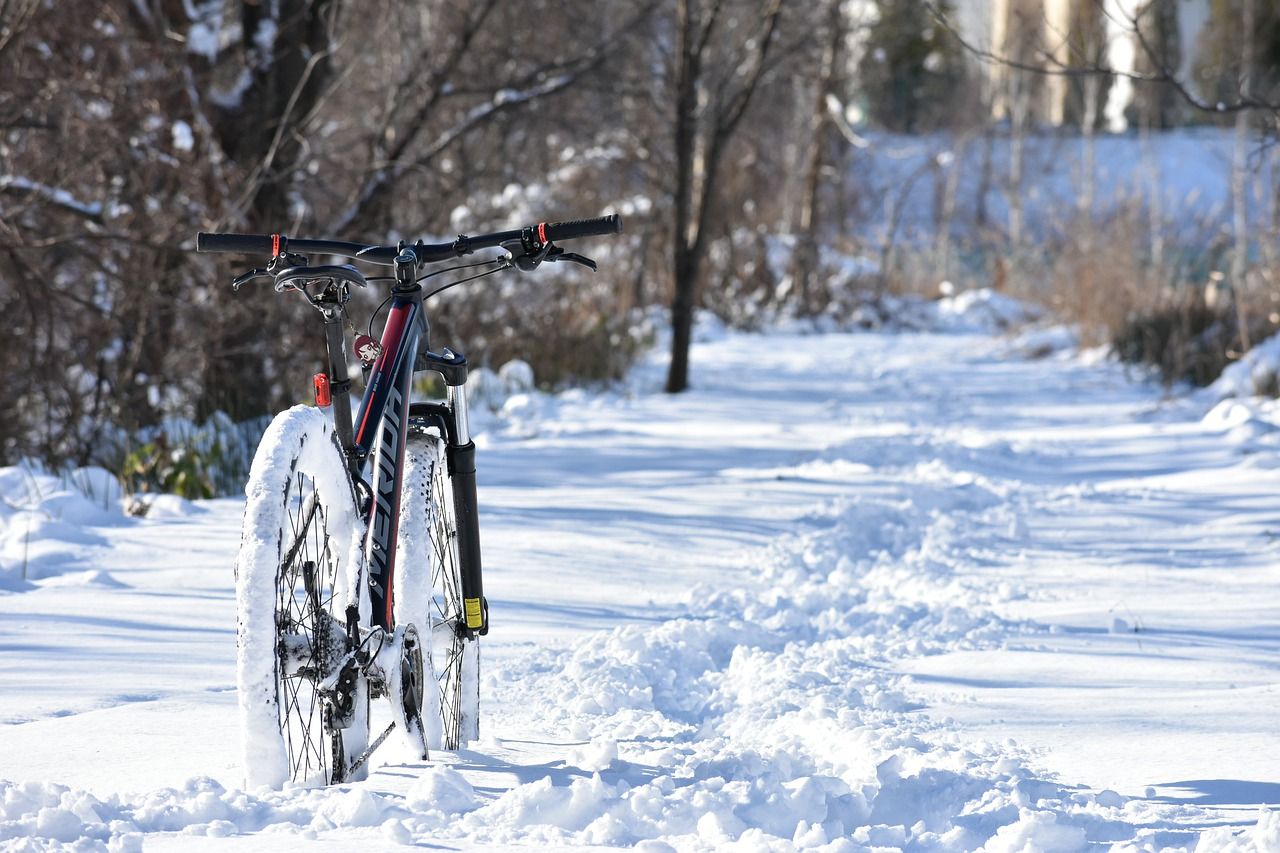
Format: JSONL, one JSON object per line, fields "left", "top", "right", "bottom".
{"left": 196, "top": 214, "right": 622, "bottom": 787}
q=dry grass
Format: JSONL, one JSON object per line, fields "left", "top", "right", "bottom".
{"left": 1005, "top": 208, "right": 1279, "bottom": 387}
{"left": 877, "top": 202, "right": 1280, "bottom": 389}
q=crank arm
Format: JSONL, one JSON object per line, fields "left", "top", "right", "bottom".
{"left": 347, "top": 721, "right": 397, "bottom": 777}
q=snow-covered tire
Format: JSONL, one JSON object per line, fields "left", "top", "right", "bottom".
{"left": 235, "top": 406, "right": 369, "bottom": 787}
{"left": 397, "top": 429, "right": 480, "bottom": 750}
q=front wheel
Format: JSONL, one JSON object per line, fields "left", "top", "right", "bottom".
{"left": 397, "top": 428, "right": 480, "bottom": 750}
{"left": 236, "top": 406, "right": 369, "bottom": 787}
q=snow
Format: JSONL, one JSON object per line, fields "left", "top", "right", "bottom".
{"left": 933, "top": 288, "right": 1043, "bottom": 333}
{"left": 171, "top": 120, "right": 194, "bottom": 152}
{"left": 185, "top": 22, "right": 219, "bottom": 59}
{"left": 1206, "top": 331, "right": 1280, "bottom": 401}
{"left": 2, "top": 311, "right": 1280, "bottom": 848}
{"left": 0, "top": 175, "right": 103, "bottom": 220}
{"left": 851, "top": 128, "right": 1267, "bottom": 246}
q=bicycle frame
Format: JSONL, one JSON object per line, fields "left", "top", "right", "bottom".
{"left": 324, "top": 277, "right": 485, "bottom": 636}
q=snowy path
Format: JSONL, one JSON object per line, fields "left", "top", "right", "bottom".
{"left": 3, "top": 327, "right": 1280, "bottom": 850}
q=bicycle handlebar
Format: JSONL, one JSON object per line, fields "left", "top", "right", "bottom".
{"left": 195, "top": 214, "right": 622, "bottom": 265}
{"left": 540, "top": 214, "right": 622, "bottom": 242}
{"left": 195, "top": 232, "right": 279, "bottom": 255}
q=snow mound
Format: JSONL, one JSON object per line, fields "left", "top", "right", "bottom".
{"left": 37, "top": 569, "right": 128, "bottom": 589}
{"left": 1207, "top": 330, "right": 1280, "bottom": 400}
{"left": 136, "top": 494, "right": 206, "bottom": 519}
{"left": 0, "top": 464, "right": 126, "bottom": 588}
{"left": 774, "top": 289, "right": 1044, "bottom": 337}
{"left": 497, "top": 359, "right": 534, "bottom": 393}
{"left": 1008, "top": 325, "right": 1078, "bottom": 359}
{"left": 934, "top": 288, "right": 1042, "bottom": 334}
{"left": 1198, "top": 398, "right": 1280, "bottom": 457}
{"left": 404, "top": 766, "right": 480, "bottom": 816}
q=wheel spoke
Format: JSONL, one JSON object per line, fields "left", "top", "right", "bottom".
{"left": 270, "top": 466, "right": 351, "bottom": 784}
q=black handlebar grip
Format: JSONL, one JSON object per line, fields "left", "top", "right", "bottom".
{"left": 540, "top": 214, "right": 623, "bottom": 242}
{"left": 195, "top": 232, "right": 278, "bottom": 255}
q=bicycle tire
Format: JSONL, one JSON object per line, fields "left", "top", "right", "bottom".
{"left": 398, "top": 428, "right": 480, "bottom": 750}
{"left": 236, "top": 406, "right": 369, "bottom": 787}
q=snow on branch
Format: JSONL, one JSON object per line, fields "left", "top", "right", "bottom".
{"left": 329, "top": 1, "right": 657, "bottom": 236}
{"left": 0, "top": 176, "right": 104, "bottom": 223}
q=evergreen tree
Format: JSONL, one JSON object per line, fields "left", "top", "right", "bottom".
{"left": 856, "top": 0, "right": 969, "bottom": 134}
{"left": 1128, "top": 0, "right": 1182, "bottom": 129}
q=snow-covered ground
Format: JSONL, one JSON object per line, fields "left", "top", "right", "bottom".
{"left": 3, "top": 301, "right": 1280, "bottom": 851}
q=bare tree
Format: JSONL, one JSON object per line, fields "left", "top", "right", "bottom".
{"left": 790, "top": 0, "right": 845, "bottom": 317}
{"left": 1231, "top": 0, "right": 1258, "bottom": 351}
{"left": 0, "top": 0, "right": 826, "bottom": 470}
{"left": 925, "top": 0, "right": 1280, "bottom": 120}
{"left": 666, "top": 0, "right": 783, "bottom": 393}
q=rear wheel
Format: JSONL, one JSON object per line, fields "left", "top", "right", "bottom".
{"left": 398, "top": 428, "right": 480, "bottom": 750}
{"left": 236, "top": 406, "right": 368, "bottom": 787}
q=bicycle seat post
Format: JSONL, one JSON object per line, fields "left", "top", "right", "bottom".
{"left": 319, "top": 292, "right": 358, "bottom": 469}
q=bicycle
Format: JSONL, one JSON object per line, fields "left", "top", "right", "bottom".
{"left": 196, "top": 214, "right": 622, "bottom": 787}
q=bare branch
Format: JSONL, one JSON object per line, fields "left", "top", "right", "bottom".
{"left": 332, "top": 1, "right": 659, "bottom": 235}
{"left": 0, "top": 176, "right": 104, "bottom": 224}
{"left": 381, "top": 0, "right": 500, "bottom": 167}
{"left": 229, "top": 44, "right": 335, "bottom": 218}
{"left": 1117, "top": 0, "right": 1276, "bottom": 115}
{"left": 696, "top": 0, "right": 729, "bottom": 58}
{"left": 714, "top": 0, "right": 783, "bottom": 147}
{"left": 0, "top": 0, "right": 37, "bottom": 62}
{"left": 923, "top": 0, "right": 1280, "bottom": 116}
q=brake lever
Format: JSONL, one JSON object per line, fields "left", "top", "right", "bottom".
{"left": 501, "top": 238, "right": 598, "bottom": 273}
{"left": 547, "top": 249, "right": 598, "bottom": 273}
{"left": 230, "top": 268, "right": 271, "bottom": 291}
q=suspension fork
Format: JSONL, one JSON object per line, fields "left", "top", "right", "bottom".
{"left": 444, "top": 381, "right": 487, "bottom": 636}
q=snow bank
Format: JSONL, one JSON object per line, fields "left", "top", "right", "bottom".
{"left": 0, "top": 359, "right": 567, "bottom": 593}
{"left": 933, "top": 288, "right": 1043, "bottom": 334}
{"left": 1007, "top": 325, "right": 1079, "bottom": 359}
{"left": 1188, "top": 331, "right": 1280, "bottom": 457}
{"left": 0, "top": 465, "right": 125, "bottom": 590}
{"left": 1206, "top": 331, "right": 1280, "bottom": 400}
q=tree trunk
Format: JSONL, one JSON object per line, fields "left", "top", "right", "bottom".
{"left": 1231, "top": 0, "right": 1256, "bottom": 352}
{"left": 667, "top": 245, "right": 698, "bottom": 392}
{"left": 198, "top": 0, "right": 339, "bottom": 420}
{"left": 665, "top": 0, "right": 782, "bottom": 393}
{"left": 665, "top": 0, "right": 703, "bottom": 394}
{"left": 790, "top": 0, "right": 844, "bottom": 318}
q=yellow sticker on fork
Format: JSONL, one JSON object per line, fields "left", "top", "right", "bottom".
{"left": 464, "top": 597, "right": 483, "bottom": 629}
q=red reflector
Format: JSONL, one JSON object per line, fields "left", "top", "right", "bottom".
{"left": 313, "top": 373, "right": 332, "bottom": 407}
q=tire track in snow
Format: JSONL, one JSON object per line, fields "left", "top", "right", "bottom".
{"left": 461, "top": 465, "right": 1124, "bottom": 850}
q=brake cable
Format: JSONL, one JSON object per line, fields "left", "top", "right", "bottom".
{"left": 366, "top": 293, "right": 394, "bottom": 339}
{"left": 423, "top": 258, "right": 512, "bottom": 301}
{"left": 364, "top": 256, "right": 508, "bottom": 337}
